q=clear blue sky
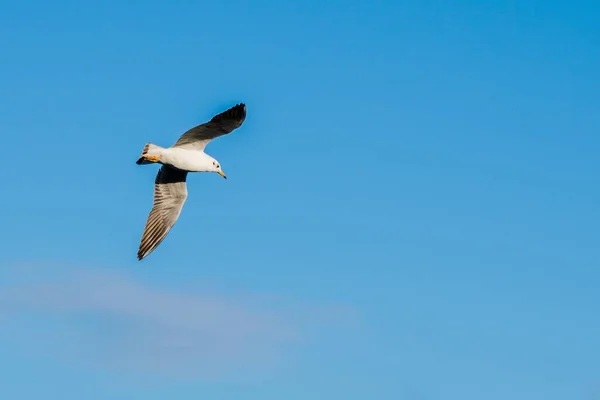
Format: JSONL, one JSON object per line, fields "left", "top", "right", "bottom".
{"left": 0, "top": 1, "right": 599, "bottom": 399}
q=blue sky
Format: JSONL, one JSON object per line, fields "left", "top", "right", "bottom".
{"left": 0, "top": 0, "right": 599, "bottom": 399}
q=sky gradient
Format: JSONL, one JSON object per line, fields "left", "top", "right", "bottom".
{"left": 1, "top": 1, "right": 599, "bottom": 399}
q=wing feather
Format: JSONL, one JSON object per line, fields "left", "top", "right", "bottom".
{"left": 172, "top": 103, "right": 246, "bottom": 151}
{"left": 137, "top": 166, "right": 188, "bottom": 260}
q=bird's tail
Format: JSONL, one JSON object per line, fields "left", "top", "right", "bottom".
{"left": 136, "top": 143, "right": 164, "bottom": 165}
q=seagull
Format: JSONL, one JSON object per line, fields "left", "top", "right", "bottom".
{"left": 135, "top": 103, "right": 247, "bottom": 261}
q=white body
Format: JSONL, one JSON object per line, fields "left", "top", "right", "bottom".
{"left": 145, "top": 144, "right": 216, "bottom": 172}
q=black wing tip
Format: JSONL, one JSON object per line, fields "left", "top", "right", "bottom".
{"left": 137, "top": 247, "right": 155, "bottom": 261}
{"left": 228, "top": 102, "right": 246, "bottom": 119}
{"left": 232, "top": 102, "right": 246, "bottom": 111}
{"left": 212, "top": 102, "right": 247, "bottom": 123}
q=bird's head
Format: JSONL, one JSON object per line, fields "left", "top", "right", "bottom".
{"left": 211, "top": 159, "right": 227, "bottom": 179}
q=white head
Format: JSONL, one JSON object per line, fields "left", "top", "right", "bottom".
{"left": 210, "top": 157, "right": 227, "bottom": 179}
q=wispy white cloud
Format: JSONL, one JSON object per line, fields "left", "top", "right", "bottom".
{"left": 0, "top": 264, "right": 350, "bottom": 380}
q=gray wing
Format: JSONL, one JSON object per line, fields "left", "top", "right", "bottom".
{"left": 137, "top": 166, "right": 188, "bottom": 261}
{"left": 172, "top": 103, "right": 246, "bottom": 151}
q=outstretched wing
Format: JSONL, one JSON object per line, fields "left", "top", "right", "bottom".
{"left": 172, "top": 103, "right": 247, "bottom": 151}
{"left": 137, "top": 166, "right": 188, "bottom": 261}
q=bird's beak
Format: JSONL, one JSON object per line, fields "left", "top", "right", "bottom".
{"left": 217, "top": 170, "right": 227, "bottom": 179}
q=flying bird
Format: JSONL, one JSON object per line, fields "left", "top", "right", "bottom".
{"left": 135, "top": 103, "right": 247, "bottom": 261}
